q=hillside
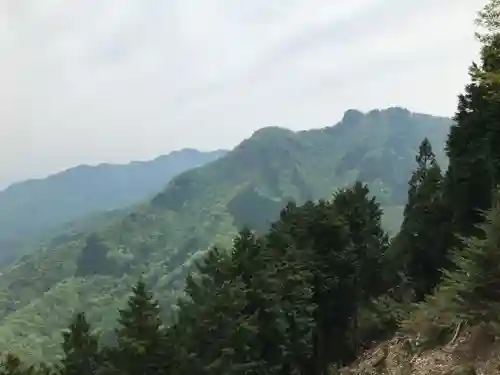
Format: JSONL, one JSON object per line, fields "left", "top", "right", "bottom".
{"left": 0, "top": 107, "right": 452, "bottom": 360}
{"left": 0, "top": 148, "right": 226, "bottom": 264}
{"left": 341, "top": 328, "right": 500, "bottom": 374}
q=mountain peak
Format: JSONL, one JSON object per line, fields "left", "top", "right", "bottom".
{"left": 250, "top": 126, "right": 295, "bottom": 139}
{"left": 341, "top": 109, "right": 364, "bottom": 125}
{"left": 232, "top": 126, "right": 298, "bottom": 154}
{"left": 367, "top": 106, "right": 411, "bottom": 117}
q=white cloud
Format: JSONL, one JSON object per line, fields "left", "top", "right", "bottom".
{"left": 0, "top": 0, "right": 488, "bottom": 187}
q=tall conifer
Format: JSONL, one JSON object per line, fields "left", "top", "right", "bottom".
{"left": 60, "top": 312, "right": 100, "bottom": 375}
{"left": 115, "top": 280, "right": 166, "bottom": 375}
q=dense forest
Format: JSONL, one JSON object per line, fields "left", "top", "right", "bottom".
{"left": 2, "top": 1, "right": 500, "bottom": 374}
{"left": 0, "top": 107, "right": 450, "bottom": 357}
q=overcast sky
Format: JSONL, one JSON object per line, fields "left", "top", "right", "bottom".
{"left": 0, "top": 0, "right": 488, "bottom": 188}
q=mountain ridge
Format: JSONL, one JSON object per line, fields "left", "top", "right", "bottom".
{"left": 1, "top": 148, "right": 228, "bottom": 192}
{"left": 0, "top": 148, "right": 227, "bottom": 264}
{"left": 0, "top": 107, "right": 452, "bottom": 360}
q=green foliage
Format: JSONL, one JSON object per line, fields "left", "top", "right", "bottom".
{"left": 0, "top": 108, "right": 451, "bottom": 361}
{"left": 402, "top": 1, "right": 500, "bottom": 348}
{"left": 0, "top": 149, "right": 226, "bottom": 265}
{"left": 441, "top": 189, "right": 500, "bottom": 327}
{"left": 75, "top": 234, "right": 117, "bottom": 277}
{"left": 264, "top": 184, "right": 391, "bottom": 369}
{"left": 1, "top": 4, "right": 499, "bottom": 375}
{"left": 333, "top": 181, "right": 390, "bottom": 300}
{"left": 0, "top": 354, "right": 26, "bottom": 375}
{"left": 389, "top": 139, "right": 452, "bottom": 301}
{"left": 113, "top": 280, "right": 167, "bottom": 375}
{"left": 476, "top": 0, "right": 500, "bottom": 43}
{"left": 140, "top": 184, "right": 390, "bottom": 374}
{"left": 60, "top": 312, "right": 100, "bottom": 375}
{"left": 227, "top": 186, "right": 287, "bottom": 233}
{"left": 444, "top": 3, "right": 500, "bottom": 239}
{"left": 402, "top": 194, "right": 500, "bottom": 346}
{"left": 0, "top": 353, "right": 54, "bottom": 375}
{"left": 5, "top": 182, "right": 394, "bottom": 375}
{"left": 1, "top": 184, "right": 394, "bottom": 373}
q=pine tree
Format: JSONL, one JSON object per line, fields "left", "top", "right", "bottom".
{"left": 441, "top": 188, "right": 500, "bottom": 326}
{"left": 176, "top": 233, "right": 279, "bottom": 375}
{"left": 115, "top": 280, "right": 166, "bottom": 375}
{"left": 407, "top": 138, "right": 438, "bottom": 202}
{"left": 174, "top": 251, "right": 255, "bottom": 375}
{"left": 230, "top": 229, "right": 273, "bottom": 372}
{"left": 231, "top": 228, "right": 298, "bottom": 374}
{"left": 272, "top": 244, "right": 315, "bottom": 375}
{"left": 60, "top": 312, "right": 100, "bottom": 375}
{"left": 391, "top": 139, "right": 451, "bottom": 301}
{"left": 199, "top": 278, "right": 257, "bottom": 375}
{"left": 333, "top": 182, "right": 389, "bottom": 299}
{"left": 444, "top": 0, "right": 500, "bottom": 239}
{"left": 268, "top": 198, "right": 351, "bottom": 373}
{"left": 332, "top": 182, "right": 389, "bottom": 356}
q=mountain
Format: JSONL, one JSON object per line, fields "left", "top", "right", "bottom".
{"left": 0, "top": 107, "right": 452, "bottom": 361}
{"left": 0, "top": 149, "right": 227, "bottom": 264}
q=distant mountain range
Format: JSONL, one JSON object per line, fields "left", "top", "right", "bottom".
{"left": 0, "top": 107, "right": 452, "bottom": 361}
{"left": 0, "top": 148, "right": 227, "bottom": 264}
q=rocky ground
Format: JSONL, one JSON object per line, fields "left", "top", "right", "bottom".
{"left": 338, "top": 325, "right": 500, "bottom": 375}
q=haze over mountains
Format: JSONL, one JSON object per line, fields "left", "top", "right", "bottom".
{"left": 0, "top": 107, "right": 452, "bottom": 360}
{"left": 3, "top": 1, "right": 500, "bottom": 374}
{"left": 1, "top": 1, "right": 481, "bottom": 188}
{"left": 0, "top": 148, "right": 226, "bottom": 264}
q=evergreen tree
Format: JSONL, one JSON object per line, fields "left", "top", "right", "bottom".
{"left": 197, "top": 278, "right": 256, "bottom": 375}
{"left": 182, "top": 246, "right": 234, "bottom": 316}
{"left": 175, "top": 232, "right": 284, "bottom": 375}
{"left": 114, "top": 280, "right": 166, "bottom": 375}
{"left": 173, "top": 251, "right": 254, "bottom": 375}
{"left": 391, "top": 139, "right": 451, "bottom": 301}
{"left": 231, "top": 228, "right": 309, "bottom": 375}
{"left": 271, "top": 244, "right": 315, "bottom": 375}
{"left": 441, "top": 188, "right": 500, "bottom": 326}
{"left": 230, "top": 229, "right": 279, "bottom": 373}
{"left": 407, "top": 138, "right": 439, "bottom": 202}
{"left": 268, "top": 199, "right": 351, "bottom": 373}
{"left": 476, "top": 0, "right": 500, "bottom": 46}
{"left": 332, "top": 182, "right": 390, "bottom": 355}
{"left": 60, "top": 312, "right": 100, "bottom": 375}
{"left": 333, "top": 181, "right": 389, "bottom": 299}
{"left": 444, "top": 0, "right": 500, "bottom": 238}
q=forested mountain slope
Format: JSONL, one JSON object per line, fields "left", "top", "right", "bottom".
{"left": 0, "top": 148, "right": 226, "bottom": 264}
{"left": 2, "top": 1, "right": 499, "bottom": 372}
{"left": 0, "top": 107, "right": 451, "bottom": 360}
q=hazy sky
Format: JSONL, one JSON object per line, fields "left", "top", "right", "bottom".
{"left": 0, "top": 0, "right": 488, "bottom": 187}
